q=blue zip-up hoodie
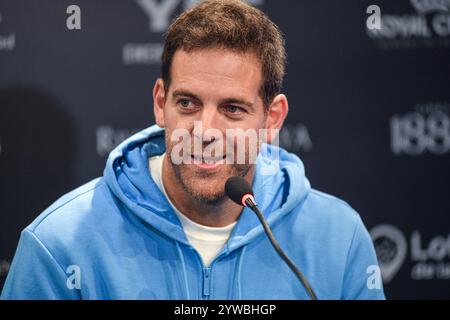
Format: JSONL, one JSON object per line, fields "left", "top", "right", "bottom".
{"left": 1, "top": 125, "right": 385, "bottom": 300}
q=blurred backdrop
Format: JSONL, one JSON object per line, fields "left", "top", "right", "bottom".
{"left": 0, "top": 0, "right": 449, "bottom": 299}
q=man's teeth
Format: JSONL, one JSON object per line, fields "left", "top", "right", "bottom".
{"left": 204, "top": 158, "right": 219, "bottom": 164}
{"left": 192, "top": 156, "right": 223, "bottom": 164}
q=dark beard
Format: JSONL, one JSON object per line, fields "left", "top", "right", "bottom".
{"left": 172, "top": 162, "right": 252, "bottom": 205}
{"left": 165, "top": 131, "right": 255, "bottom": 205}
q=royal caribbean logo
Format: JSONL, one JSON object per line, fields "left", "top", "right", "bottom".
{"left": 122, "top": 0, "right": 264, "bottom": 65}
{"left": 367, "top": 0, "right": 450, "bottom": 49}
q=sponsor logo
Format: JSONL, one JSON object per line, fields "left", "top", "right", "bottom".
{"left": 371, "top": 224, "right": 450, "bottom": 283}
{"left": 137, "top": 0, "right": 264, "bottom": 33}
{"left": 390, "top": 102, "right": 450, "bottom": 156}
{"left": 371, "top": 224, "right": 408, "bottom": 283}
{"left": 122, "top": 0, "right": 264, "bottom": 65}
{"left": 280, "top": 123, "right": 313, "bottom": 153}
{"left": 96, "top": 125, "right": 139, "bottom": 157}
{"left": 367, "top": 0, "right": 450, "bottom": 49}
{"left": 0, "top": 11, "right": 16, "bottom": 52}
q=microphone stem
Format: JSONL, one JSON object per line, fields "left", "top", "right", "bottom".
{"left": 248, "top": 202, "right": 318, "bottom": 300}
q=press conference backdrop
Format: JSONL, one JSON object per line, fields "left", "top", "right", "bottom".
{"left": 0, "top": 0, "right": 449, "bottom": 299}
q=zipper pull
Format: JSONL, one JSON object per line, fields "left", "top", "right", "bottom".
{"left": 203, "top": 267, "right": 211, "bottom": 298}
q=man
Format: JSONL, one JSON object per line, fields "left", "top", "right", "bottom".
{"left": 1, "top": 0, "right": 385, "bottom": 299}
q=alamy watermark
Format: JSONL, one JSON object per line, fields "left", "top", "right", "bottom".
{"left": 366, "top": 265, "right": 383, "bottom": 290}
{"left": 169, "top": 121, "right": 280, "bottom": 169}
{"left": 66, "top": 5, "right": 81, "bottom": 30}
{"left": 66, "top": 265, "right": 81, "bottom": 290}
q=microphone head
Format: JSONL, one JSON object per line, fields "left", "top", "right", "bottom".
{"left": 225, "top": 176, "right": 254, "bottom": 207}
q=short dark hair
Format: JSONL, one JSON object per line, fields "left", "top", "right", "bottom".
{"left": 161, "top": 0, "right": 286, "bottom": 108}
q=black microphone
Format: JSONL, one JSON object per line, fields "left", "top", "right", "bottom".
{"left": 225, "top": 176, "right": 318, "bottom": 300}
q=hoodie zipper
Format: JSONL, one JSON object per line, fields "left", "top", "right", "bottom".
{"left": 191, "top": 246, "right": 228, "bottom": 299}
{"left": 202, "top": 267, "right": 212, "bottom": 299}
{"left": 189, "top": 246, "right": 215, "bottom": 300}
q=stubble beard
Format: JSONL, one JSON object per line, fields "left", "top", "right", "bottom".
{"left": 165, "top": 136, "right": 253, "bottom": 205}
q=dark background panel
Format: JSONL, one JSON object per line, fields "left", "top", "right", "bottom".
{"left": 0, "top": 0, "right": 449, "bottom": 299}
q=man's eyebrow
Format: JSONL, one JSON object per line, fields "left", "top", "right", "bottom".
{"left": 172, "top": 90, "right": 254, "bottom": 109}
{"left": 220, "top": 98, "right": 254, "bottom": 109}
{"left": 172, "top": 90, "right": 200, "bottom": 101}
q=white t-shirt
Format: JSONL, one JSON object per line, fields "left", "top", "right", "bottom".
{"left": 149, "top": 153, "right": 236, "bottom": 267}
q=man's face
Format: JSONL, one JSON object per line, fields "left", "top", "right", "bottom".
{"left": 155, "top": 48, "right": 269, "bottom": 204}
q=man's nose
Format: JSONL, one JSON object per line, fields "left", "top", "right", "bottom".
{"left": 199, "top": 107, "right": 223, "bottom": 142}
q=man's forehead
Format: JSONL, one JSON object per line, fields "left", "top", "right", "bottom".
{"left": 172, "top": 48, "right": 261, "bottom": 80}
{"left": 169, "top": 48, "right": 263, "bottom": 97}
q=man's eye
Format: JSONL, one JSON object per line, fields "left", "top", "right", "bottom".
{"left": 225, "top": 105, "right": 243, "bottom": 114}
{"left": 178, "top": 99, "right": 192, "bottom": 108}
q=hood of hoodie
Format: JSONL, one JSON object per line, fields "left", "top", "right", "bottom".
{"left": 104, "top": 125, "right": 311, "bottom": 253}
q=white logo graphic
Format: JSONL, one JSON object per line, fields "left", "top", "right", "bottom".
{"left": 66, "top": 5, "right": 81, "bottom": 30}
{"left": 410, "top": 0, "right": 450, "bottom": 14}
{"left": 370, "top": 224, "right": 408, "bottom": 283}
{"left": 136, "top": 0, "right": 179, "bottom": 33}
{"left": 410, "top": 231, "right": 450, "bottom": 280}
{"left": 279, "top": 123, "right": 312, "bottom": 153}
{"left": 371, "top": 224, "right": 450, "bottom": 282}
{"left": 122, "top": 42, "right": 163, "bottom": 65}
{"left": 0, "top": 11, "right": 16, "bottom": 51}
{"left": 125, "top": 0, "right": 264, "bottom": 65}
{"left": 136, "top": 0, "right": 264, "bottom": 33}
{"left": 96, "top": 125, "right": 138, "bottom": 157}
{"left": 367, "top": 0, "right": 450, "bottom": 48}
{"left": 390, "top": 104, "right": 450, "bottom": 156}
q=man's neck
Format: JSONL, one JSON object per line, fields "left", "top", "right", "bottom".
{"left": 161, "top": 157, "right": 250, "bottom": 228}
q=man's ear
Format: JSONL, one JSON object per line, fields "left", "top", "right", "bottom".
{"left": 153, "top": 78, "right": 166, "bottom": 128}
{"left": 265, "top": 94, "right": 289, "bottom": 143}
